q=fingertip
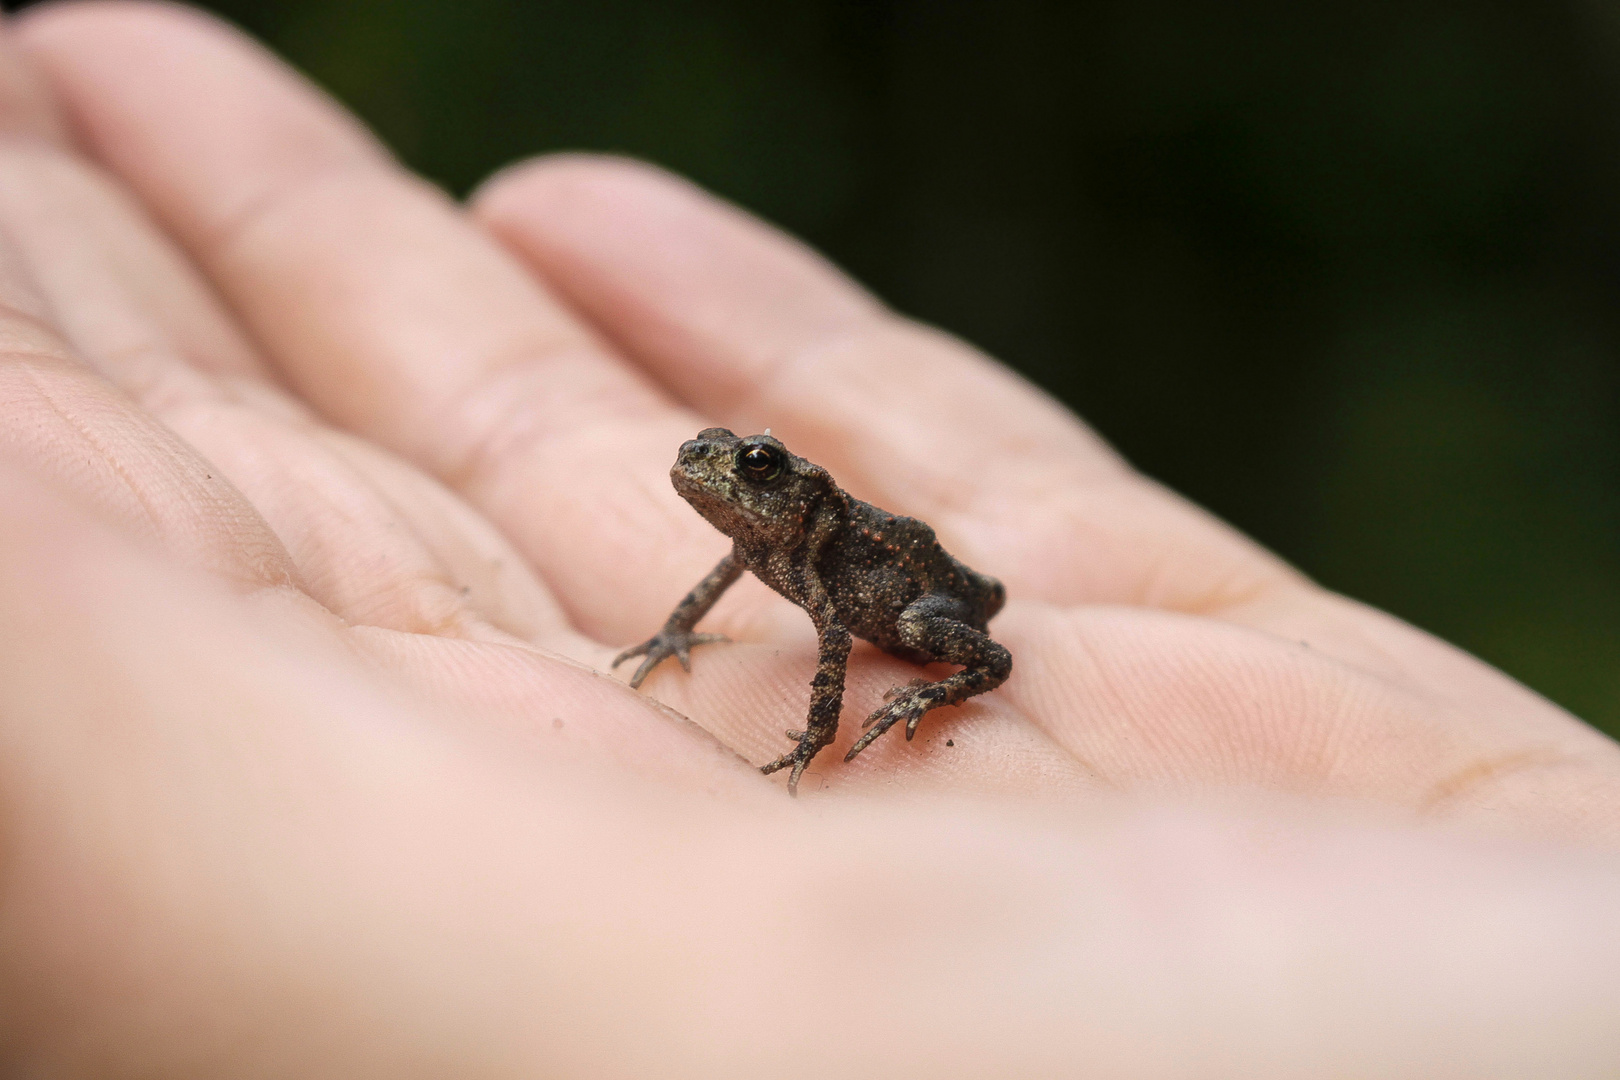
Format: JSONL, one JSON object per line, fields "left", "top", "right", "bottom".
{"left": 471, "top": 147, "right": 873, "bottom": 312}
{"left": 471, "top": 151, "right": 694, "bottom": 226}
{"left": 18, "top": 0, "right": 385, "bottom": 231}
{"left": 471, "top": 149, "right": 881, "bottom": 413}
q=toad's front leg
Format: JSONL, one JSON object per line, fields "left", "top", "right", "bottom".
{"left": 614, "top": 550, "right": 742, "bottom": 688}
{"left": 759, "top": 614, "right": 851, "bottom": 796}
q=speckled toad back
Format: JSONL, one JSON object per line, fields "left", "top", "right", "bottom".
{"left": 614, "top": 428, "right": 1011, "bottom": 794}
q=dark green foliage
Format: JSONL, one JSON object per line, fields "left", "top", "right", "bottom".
{"left": 31, "top": 0, "right": 1620, "bottom": 733}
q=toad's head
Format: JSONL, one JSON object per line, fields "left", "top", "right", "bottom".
{"left": 671, "top": 428, "right": 834, "bottom": 547}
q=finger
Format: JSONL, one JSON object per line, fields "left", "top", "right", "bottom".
{"left": 0, "top": 3, "right": 279, "bottom": 456}
{"left": 19, "top": 2, "right": 720, "bottom": 641}
{"left": 0, "top": 11, "right": 269, "bottom": 388}
{"left": 0, "top": 134, "right": 570, "bottom": 647}
{"left": 473, "top": 155, "right": 1300, "bottom": 610}
{"left": 0, "top": 139, "right": 277, "bottom": 399}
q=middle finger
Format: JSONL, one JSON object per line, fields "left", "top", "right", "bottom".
{"left": 21, "top": 3, "right": 738, "bottom": 643}
{"left": 0, "top": 12, "right": 570, "bottom": 649}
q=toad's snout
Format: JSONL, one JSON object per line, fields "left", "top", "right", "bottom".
{"left": 671, "top": 428, "right": 737, "bottom": 489}
{"left": 673, "top": 439, "right": 706, "bottom": 467}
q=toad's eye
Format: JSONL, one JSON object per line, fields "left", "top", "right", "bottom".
{"left": 737, "top": 445, "right": 782, "bottom": 482}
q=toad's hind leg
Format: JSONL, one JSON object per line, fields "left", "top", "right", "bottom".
{"left": 844, "top": 596, "right": 1011, "bottom": 762}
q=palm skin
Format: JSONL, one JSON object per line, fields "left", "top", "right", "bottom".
{"left": 0, "top": 3, "right": 1618, "bottom": 1077}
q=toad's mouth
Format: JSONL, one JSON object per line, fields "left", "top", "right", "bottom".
{"left": 671, "top": 464, "right": 772, "bottom": 540}
{"left": 669, "top": 461, "right": 712, "bottom": 500}
{"left": 669, "top": 462, "right": 739, "bottom": 514}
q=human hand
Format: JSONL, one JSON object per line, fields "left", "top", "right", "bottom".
{"left": 28, "top": 0, "right": 1619, "bottom": 825}
{"left": 1, "top": 2, "right": 1618, "bottom": 1075}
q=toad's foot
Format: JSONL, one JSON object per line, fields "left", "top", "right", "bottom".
{"left": 846, "top": 682, "right": 949, "bottom": 761}
{"left": 880, "top": 677, "right": 930, "bottom": 704}
{"left": 760, "top": 728, "right": 834, "bottom": 796}
{"left": 612, "top": 629, "right": 730, "bottom": 689}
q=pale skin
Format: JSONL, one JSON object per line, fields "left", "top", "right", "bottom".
{"left": 0, "top": 3, "right": 1618, "bottom": 1076}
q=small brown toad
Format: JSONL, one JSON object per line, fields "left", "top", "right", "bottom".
{"left": 615, "top": 428, "right": 1011, "bottom": 793}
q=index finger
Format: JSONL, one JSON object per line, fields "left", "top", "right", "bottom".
{"left": 473, "top": 156, "right": 1301, "bottom": 611}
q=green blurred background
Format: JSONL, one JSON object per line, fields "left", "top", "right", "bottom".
{"left": 30, "top": 0, "right": 1620, "bottom": 735}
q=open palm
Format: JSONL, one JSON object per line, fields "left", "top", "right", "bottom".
{"left": 2, "top": 4, "right": 1619, "bottom": 1076}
